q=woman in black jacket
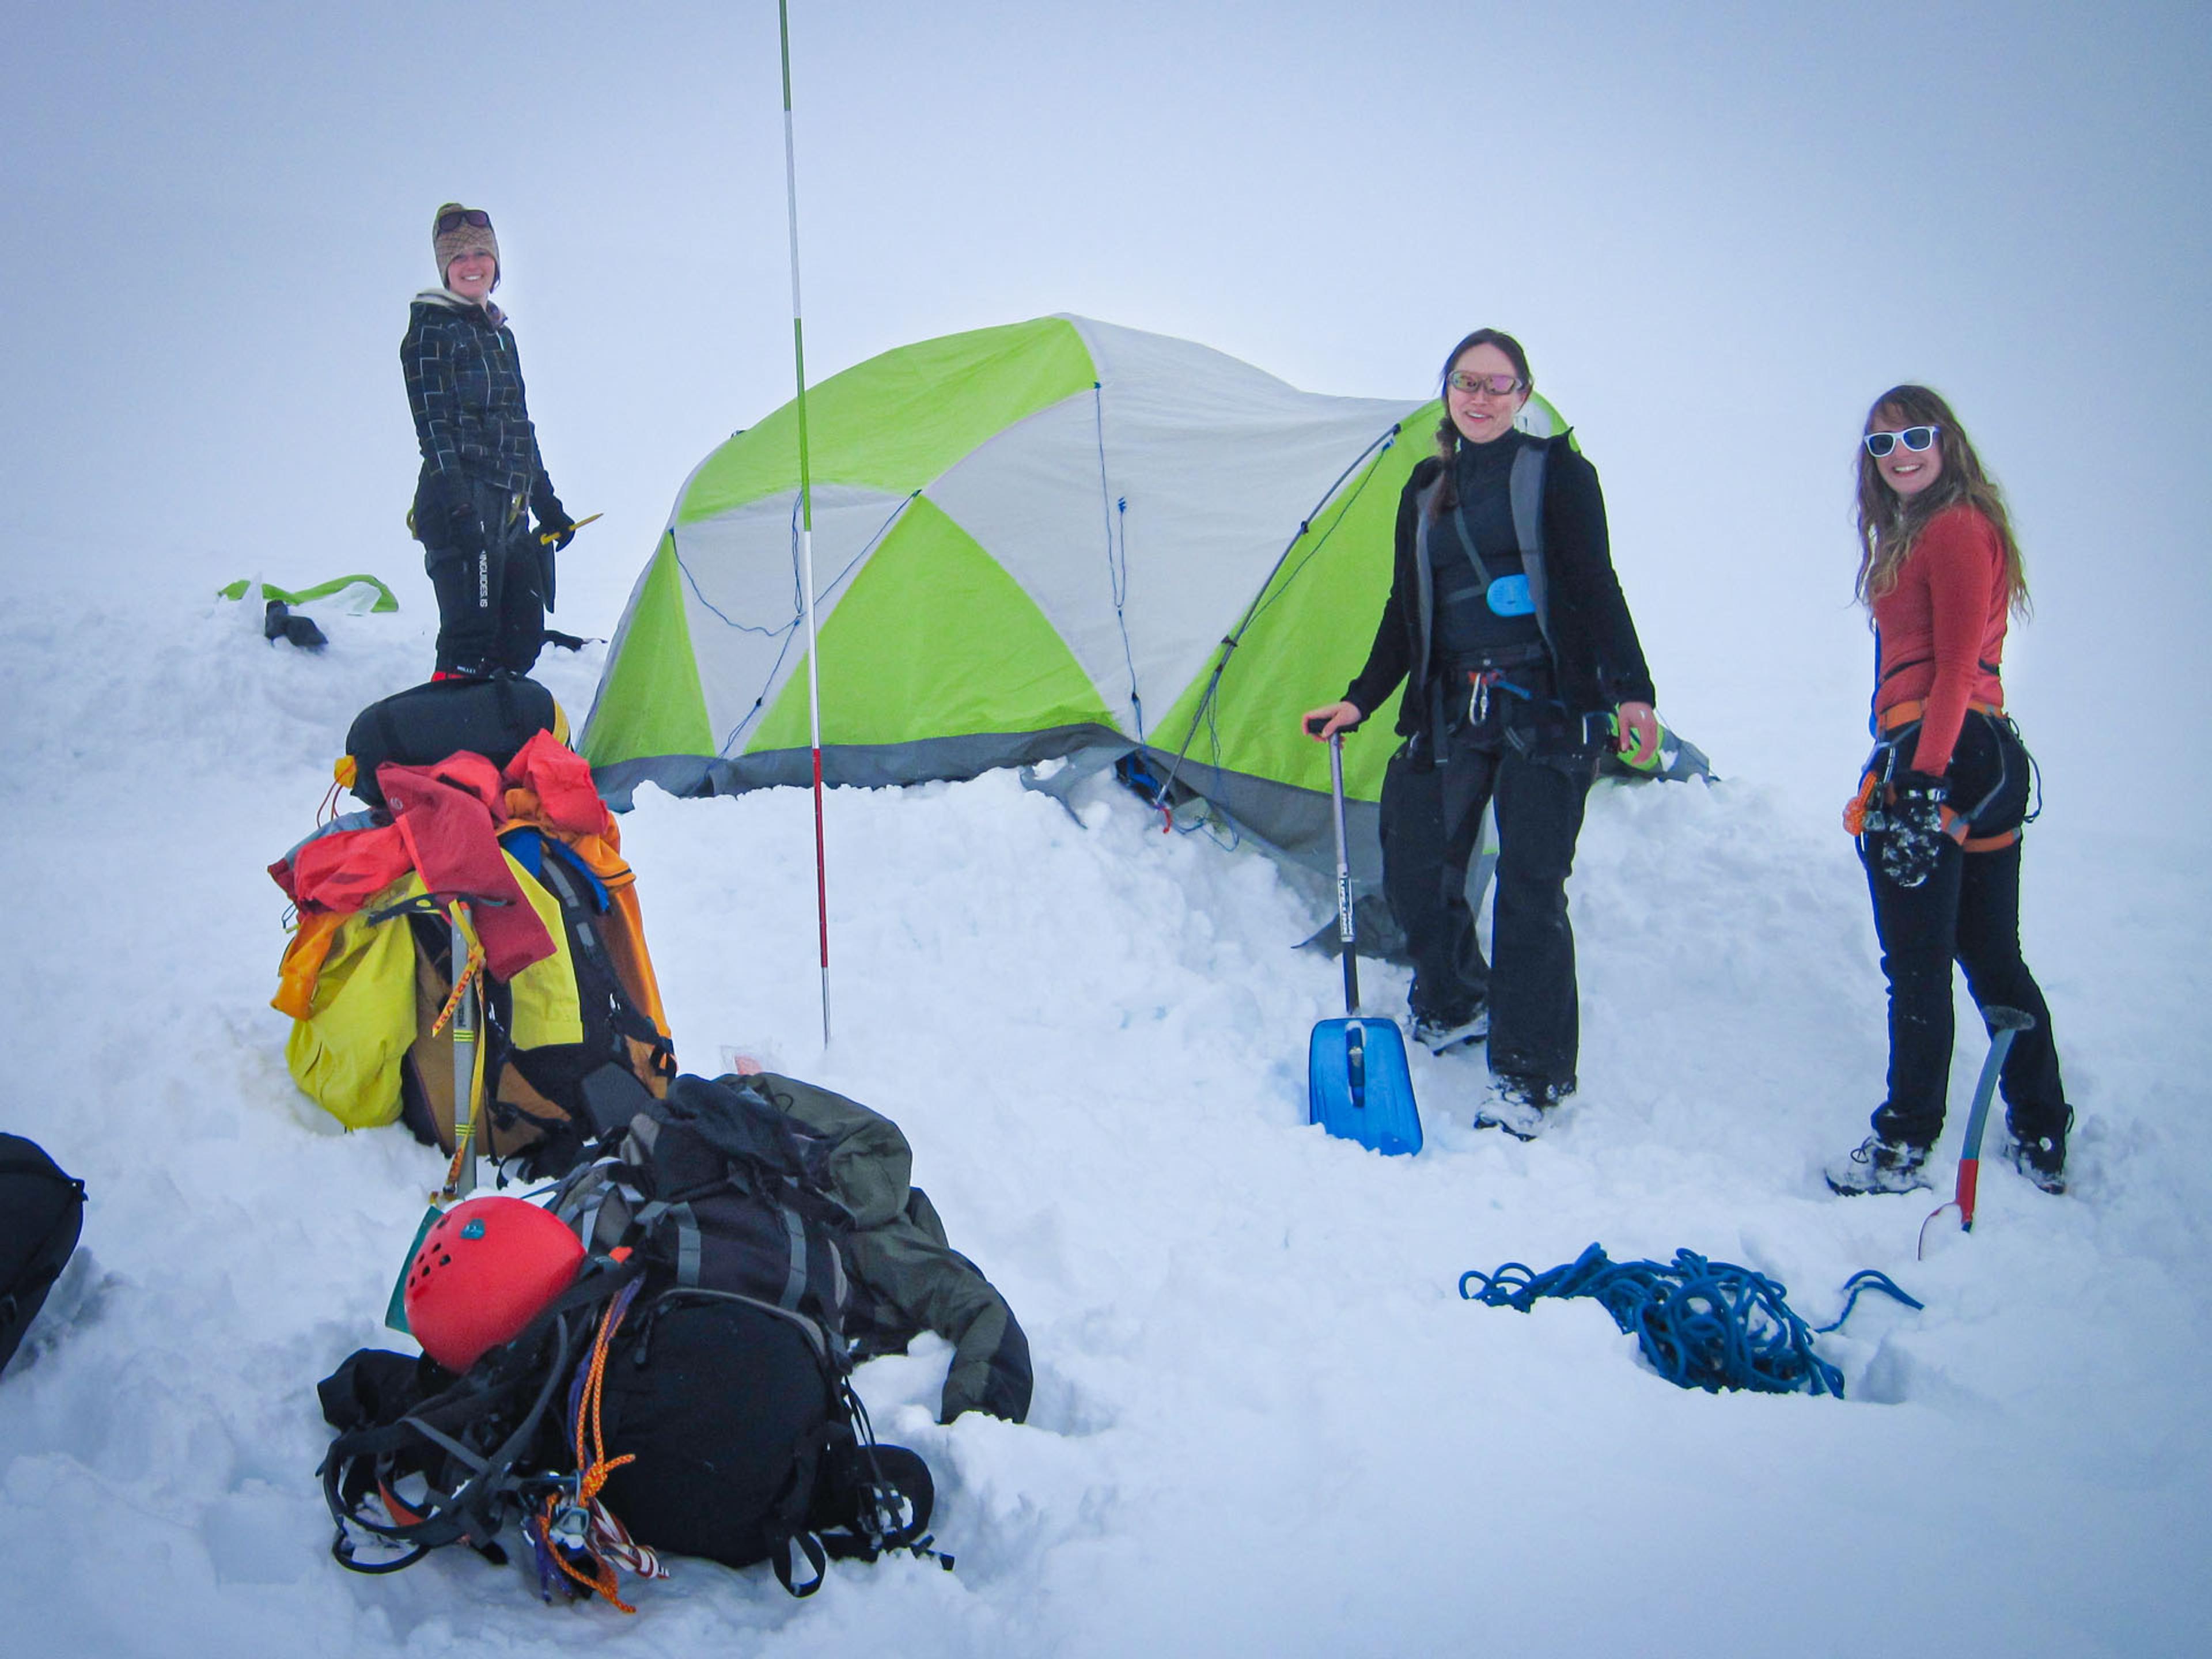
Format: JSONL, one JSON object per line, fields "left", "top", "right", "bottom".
{"left": 403, "top": 203, "right": 574, "bottom": 679}
{"left": 1302, "top": 329, "right": 1657, "bottom": 1138}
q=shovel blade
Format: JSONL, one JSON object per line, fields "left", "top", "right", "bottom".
{"left": 1309, "top": 1017, "right": 1422, "bottom": 1156}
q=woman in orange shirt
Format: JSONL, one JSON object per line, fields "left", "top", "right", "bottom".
{"left": 1825, "top": 386, "right": 2072, "bottom": 1197}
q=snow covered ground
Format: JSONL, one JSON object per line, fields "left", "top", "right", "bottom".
{"left": 3, "top": 581, "right": 2209, "bottom": 1657}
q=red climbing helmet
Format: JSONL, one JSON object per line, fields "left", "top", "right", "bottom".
{"left": 403, "top": 1195, "right": 584, "bottom": 1372}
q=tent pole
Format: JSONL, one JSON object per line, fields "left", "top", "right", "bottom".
{"left": 778, "top": 0, "right": 831, "bottom": 1047}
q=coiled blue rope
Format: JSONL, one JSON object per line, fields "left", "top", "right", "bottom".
{"left": 1457, "top": 1244, "right": 1921, "bottom": 1399}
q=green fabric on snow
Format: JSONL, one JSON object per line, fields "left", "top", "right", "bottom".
{"left": 219, "top": 574, "right": 400, "bottom": 613}
{"left": 747, "top": 1072, "right": 1033, "bottom": 1425}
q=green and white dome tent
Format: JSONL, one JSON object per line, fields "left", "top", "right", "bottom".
{"left": 581, "top": 314, "right": 1698, "bottom": 870}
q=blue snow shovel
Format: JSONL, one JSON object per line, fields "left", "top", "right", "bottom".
{"left": 1308, "top": 730, "right": 1422, "bottom": 1156}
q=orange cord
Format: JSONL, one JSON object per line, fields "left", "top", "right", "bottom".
{"left": 539, "top": 1291, "right": 643, "bottom": 1612}
{"left": 1842, "top": 771, "right": 1878, "bottom": 837}
{"left": 427, "top": 907, "right": 486, "bottom": 1038}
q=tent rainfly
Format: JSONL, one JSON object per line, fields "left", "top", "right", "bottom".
{"left": 581, "top": 315, "right": 1702, "bottom": 870}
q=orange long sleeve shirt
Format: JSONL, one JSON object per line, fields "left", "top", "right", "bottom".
{"left": 1870, "top": 503, "right": 2009, "bottom": 776}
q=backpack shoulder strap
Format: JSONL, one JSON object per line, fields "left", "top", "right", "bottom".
{"left": 1409, "top": 469, "right": 1448, "bottom": 691}
{"left": 1509, "top": 441, "right": 1558, "bottom": 664}
{"left": 1509, "top": 440, "right": 1548, "bottom": 601}
{"left": 1508, "top": 440, "right": 1547, "bottom": 562}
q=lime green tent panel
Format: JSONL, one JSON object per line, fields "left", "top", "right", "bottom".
{"left": 579, "top": 533, "right": 714, "bottom": 766}
{"left": 1150, "top": 391, "right": 1570, "bottom": 806}
{"left": 1149, "top": 412, "right": 1426, "bottom": 806}
{"left": 748, "top": 496, "right": 1118, "bottom": 752}
{"left": 678, "top": 318, "right": 1099, "bottom": 523}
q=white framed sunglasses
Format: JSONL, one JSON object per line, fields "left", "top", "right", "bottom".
{"left": 1864, "top": 425, "right": 1940, "bottom": 459}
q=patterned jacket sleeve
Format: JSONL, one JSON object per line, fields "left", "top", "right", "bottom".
{"left": 401, "top": 309, "right": 467, "bottom": 522}
{"left": 505, "top": 329, "right": 566, "bottom": 528}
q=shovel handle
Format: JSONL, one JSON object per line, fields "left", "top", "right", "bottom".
{"left": 1328, "top": 733, "right": 1359, "bottom": 1015}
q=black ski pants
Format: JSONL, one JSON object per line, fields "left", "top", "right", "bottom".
{"left": 427, "top": 485, "right": 546, "bottom": 677}
{"left": 1862, "top": 836, "right": 2068, "bottom": 1149}
{"left": 1381, "top": 718, "right": 1594, "bottom": 1090}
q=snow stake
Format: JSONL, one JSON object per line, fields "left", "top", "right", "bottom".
{"left": 778, "top": 0, "right": 831, "bottom": 1048}
{"left": 1918, "top": 1005, "right": 2035, "bottom": 1257}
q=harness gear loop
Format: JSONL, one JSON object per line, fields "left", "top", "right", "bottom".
{"left": 1455, "top": 642, "right": 1555, "bottom": 729}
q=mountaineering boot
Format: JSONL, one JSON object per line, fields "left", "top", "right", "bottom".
{"left": 1473, "top": 1074, "right": 1568, "bottom": 1141}
{"left": 1824, "top": 1134, "right": 1933, "bottom": 1196}
{"left": 2006, "top": 1108, "right": 2072, "bottom": 1195}
{"left": 1410, "top": 1002, "right": 1489, "bottom": 1055}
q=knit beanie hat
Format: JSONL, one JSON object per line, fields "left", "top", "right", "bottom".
{"left": 433, "top": 202, "right": 500, "bottom": 286}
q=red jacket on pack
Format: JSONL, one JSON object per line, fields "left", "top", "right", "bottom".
{"left": 271, "top": 753, "right": 557, "bottom": 985}
{"left": 1871, "top": 503, "right": 2009, "bottom": 776}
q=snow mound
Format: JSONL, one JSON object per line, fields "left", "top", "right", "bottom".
{"left": 3, "top": 581, "right": 2208, "bottom": 1656}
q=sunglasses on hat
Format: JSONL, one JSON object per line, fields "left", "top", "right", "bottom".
{"left": 1863, "top": 425, "right": 1940, "bottom": 459}
{"left": 436, "top": 208, "right": 493, "bottom": 234}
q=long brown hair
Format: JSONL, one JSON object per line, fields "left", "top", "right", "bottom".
{"left": 1430, "top": 329, "right": 1533, "bottom": 511}
{"left": 1854, "top": 384, "right": 2029, "bottom": 615}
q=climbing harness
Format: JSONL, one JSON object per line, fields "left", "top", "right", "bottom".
{"left": 1843, "top": 701, "right": 2040, "bottom": 854}
{"left": 1457, "top": 1243, "right": 1922, "bottom": 1398}
{"left": 1458, "top": 643, "right": 1556, "bottom": 728}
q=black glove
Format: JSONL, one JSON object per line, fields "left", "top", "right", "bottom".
{"left": 537, "top": 512, "right": 576, "bottom": 552}
{"left": 1877, "top": 771, "right": 1949, "bottom": 888}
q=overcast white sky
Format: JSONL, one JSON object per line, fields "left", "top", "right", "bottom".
{"left": 4, "top": 1, "right": 2206, "bottom": 827}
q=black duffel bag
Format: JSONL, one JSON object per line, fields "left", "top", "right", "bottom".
{"left": 344, "top": 676, "right": 562, "bottom": 808}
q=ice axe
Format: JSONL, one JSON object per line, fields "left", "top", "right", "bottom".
{"left": 1918, "top": 1005, "right": 2036, "bottom": 1257}
{"left": 539, "top": 511, "right": 602, "bottom": 546}
{"left": 373, "top": 892, "right": 494, "bottom": 1335}
{"left": 535, "top": 512, "right": 600, "bottom": 613}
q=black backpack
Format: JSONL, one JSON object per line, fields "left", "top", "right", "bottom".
{"left": 1, "top": 1135, "right": 86, "bottom": 1379}
{"left": 319, "top": 1074, "right": 940, "bottom": 1604}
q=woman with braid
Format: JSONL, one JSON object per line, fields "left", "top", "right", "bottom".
{"left": 1301, "top": 329, "right": 1658, "bottom": 1141}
